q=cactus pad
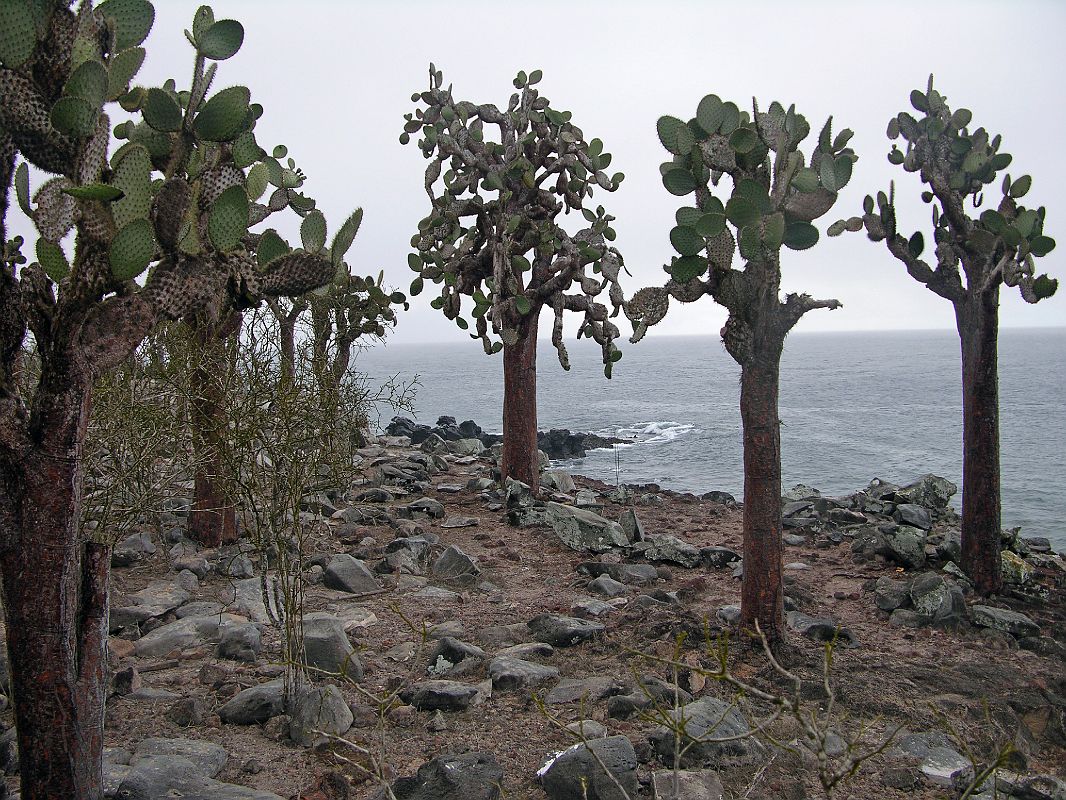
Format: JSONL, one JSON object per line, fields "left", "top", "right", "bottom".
{"left": 207, "top": 184, "right": 249, "bottom": 252}
{"left": 0, "top": 1, "right": 37, "bottom": 68}
{"left": 142, "top": 87, "right": 183, "bottom": 132}
{"left": 300, "top": 210, "right": 327, "bottom": 254}
{"left": 197, "top": 19, "right": 244, "bottom": 60}
{"left": 96, "top": 0, "right": 155, "bottom": 50}
{"left": 50, "top": 96, "right": 99, "bottom": 138}
{"left": 36, "top": 238, "right": 71, "bottom": 282}
{"left": 110, "top": 218, "right": 157, "bottom": 280}
{"left": 193, "top": 85, "right": 251, "bottom": 142}
{"left": 107, "top": 47, "right": 146, "bottom": 101}
{"left": 110, "top": 145, "right": 153, "bottom": 229}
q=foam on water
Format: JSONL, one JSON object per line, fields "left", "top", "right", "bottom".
{"left": 613, "top": 421, "right": 697, "bottom": 446}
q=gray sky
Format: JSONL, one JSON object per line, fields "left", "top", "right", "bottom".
{"left": 14, "top": 0, "right": 1066, "bottom": 344}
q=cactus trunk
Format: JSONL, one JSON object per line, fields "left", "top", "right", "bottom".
{"left": 738, "top": 342, "right": 786, "bottom": 646}
{"left": 500, "top": 306, "right": 542, "bottom": 489}
{"left": 956, "top": 290, "right": 1003, "bottom": 595}
{"left": 0, "top": 372, "right": 110, "bottom": 800}
{"left": 188, "top": 314, "right": 240, "bottom": 547}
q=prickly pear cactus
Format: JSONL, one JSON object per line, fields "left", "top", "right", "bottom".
{"left": 829, "top": 75, "right": 1057, "bottom": 305}
{"left": 402, "top": 65, "right": 627, "bottom": 376}
{"left": 2, "top": 2, "right": 347, "bottom": 368}
{"left": 631, "top": 96, "right": 851, "bottom": 357}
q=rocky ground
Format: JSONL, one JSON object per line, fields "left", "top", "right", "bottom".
{"left": 1, "top": 430, "right": 1064, "bottom": 800}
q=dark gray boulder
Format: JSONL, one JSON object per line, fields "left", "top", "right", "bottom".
{"left": 540, "top": 736, "right": 638, "bottom": 800}
{"left": 375, "top": 752, "right": 503, "bottom": 800}
{"left": 648, "top": 697, "right": 761, "bottom": 768}
{"left": 528, "top": 614, "right": 605, "bottom": 647}
{"left": 217, "top": 679, "right": 285, "bottom": 725}
{"left": 115, "top": 755, "right": 282, "bottom": 800}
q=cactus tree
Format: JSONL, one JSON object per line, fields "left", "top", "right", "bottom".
{"left": 403, "top": 65, "right": 627, "bottom": 489}
{"left": 831, "top": 77, "right": 1058, "bottom": 595}
{"left": 629, "top": 97, "right": 855, "bottom": 644}
{"left": 0, "top": 4, "right": 342, "bottom": 797}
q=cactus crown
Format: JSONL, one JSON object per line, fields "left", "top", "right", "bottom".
{"left": 402, "top": 65, "right": 627, "bottom": 377}
{"left": 626, "top": 95, "right": 853, "bottom": 348}
{"left": 5, "top": 2, "right": 352, "bottom": 324}
{"left": 830, "top": 75, "right": 1057, "bottom": 304}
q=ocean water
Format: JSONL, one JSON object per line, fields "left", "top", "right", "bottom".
{"left": 354, "top": 328, "right": 1066, "bottom": 549}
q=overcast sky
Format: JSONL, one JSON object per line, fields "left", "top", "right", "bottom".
{"left": 14, "top": 1, "right": 1065, "bottom": 343}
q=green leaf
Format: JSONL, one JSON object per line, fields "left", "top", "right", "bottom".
{"left": 1032, "top": 274, "right": 1057, "bottom": 299}
{"left": 819, "top": 155, "right": 838, "bottom": 192}
{"left": 728, "top": 127, "right": 758, "bottom": 155}
{"left": 782, "top": 221, "right": 819, "bottom": 250}
{"left": 245, "top": 162, "right": 268, "bottom": 202}
{"left": 528, "top": 69, "right": 542, "bottom": 85}
{"left": 193, "top": 85, "right": 251, "bottom": 142}
{"left": 675, "top": 207, "right": 700, "bottom": 227}
{"left": 669, "top": 255, "right": 706, "bottom": 283}
{"left": 256, "top": 228, "right": 289, "bottom": 267}
{"left": 725, "top": 196, "right": 758, "bottom": 229}
{"left": 737, "top": 225, "right": 760, "bottom": 260}
{"left": 694, "top": 212, "right": 726, "bottom": 238}
{"left": 96, "top": 0, "right": 155, "bottom": 50}
{"left": 409, "top": 276, "right": 424, "bottom": 296}
{"left": 656, "top": 115, "right": 688, "bottom": 155}
{"left": 64, "top": 60, "right": 108, "bottom": 107}
{"left": 1015, "top": 209, "right": 1038, "bottom": 239}
{"left": 62, "top": 183, "right": 124, "bottom": 201}
{"left": 0, "top": 1, "right": 38, "bottom": 68}
{"left": 669, "top": 225, "right": 703, "bottom": 257}
{"left": 791, "top": 168, "right": 818, "bottom": 193}
{"left": 107, "top": 47, "right": 146, "bottom": 100}
{"left": 951, "top": 108, "right": 972, "bottom": 129}
{"left": 14, "top": 162, "right": 30, "bottom": 215}
{"left": 407, "top": 252, "right": 423, "bottom": 272}
{"left": 515, "top": 295, "right": 531, "bottom": 315}
{"left": 231, "top": 131, "right": 262, "bottom": 168}
{"left": 50, "top": 96, "right": 98, "bottom": 138}
{"left": 908, "top": 231, "right": 924, "bottom": 258}
{"left": 761, "top": 213, "right": 785, "bottom": 250}
{"left": 980, "top": 210, "right": 1006, "bottom": 234}
{"left": 192, "top": 5, "right": 214, "bottom": 41}
{"left": 695, "top": 94, "right": 724, "bottom": 134}
{"left": 330, "top": 208, "right": 363, "bottom": 265}
{"left": 1009, "top": 175, "right": 1032, "bottom": 199}
{"left": 110, "top": 144, "right": 152, "bottom": 228}
{"left": 207, "top": 184, "right": 249, "bottom": 252}
{"left": 36, "top": 238, "right": 70, "bottom": 282}
{"left": 1029, "top": 235, "right": 1055, "bottom": 258}
{"left": 142, "top": 87, "right": 183, "bottom": 132}
{"left": 909, "top": 89, "right": 928, "bottom": 113}
{"left": 109, "top": 218, "right": 156, "bottom": 280}
{"left": 300, "top": 210, "right": 327, "bottom": 253}
{"left": 197, "top": 19, "right": 244, "bottom": 60}
{"left": 662, "top": 168, "right": 697, "bottom": 196}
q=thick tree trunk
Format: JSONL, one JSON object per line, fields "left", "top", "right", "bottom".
{"left": 955, "top": 290, "right": 1002, "bottom": 595}
{"left": 500, "top": 307, "right": 541, "bottom": 489}
{"left": 738, "top": 344, "right": 786, "bottom": 646}
{"left": 0, "top": 372, "right": 110, "bottom": 800}
{"left": 188, "top": 316, "right": 238, "bottom": 547}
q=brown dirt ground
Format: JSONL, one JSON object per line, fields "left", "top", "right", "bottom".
{"left": 3, "top": 445, "right": 1064, "bottom": 800}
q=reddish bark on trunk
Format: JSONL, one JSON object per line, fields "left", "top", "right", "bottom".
{"left": 188, "top": 315, "right": 239, "bottom": 547}
{"left": 500, "top": 307, "right": 541, "bottom": 489}
{"left": 955, "top": 290, "right": 1002, "bottom": 595}
{"left": 0, "top": 373, "right": 110, "bottom": 800}
{"left": 738, "top": 348, "right": 786, "bottom": 646}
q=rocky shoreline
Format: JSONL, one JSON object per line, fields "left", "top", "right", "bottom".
{"left": 384, "top": 416, "right": 631, "bottom": 460}
{"left": 2, "top": 430, "right": 1063, "bottom": 800}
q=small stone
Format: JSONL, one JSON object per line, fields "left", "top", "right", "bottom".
{"left": 528, "top": 614, "right": 605, "bottom": 647}
{"left": 488, "top": 656, "right": 560, "bottom": 691}
{"left": 432, "top": 545, "right": 481, "bottom": 582}
{"left": 427, "top": 710, "right": 447, "bottom": 732}
{"left": 971, "top": 605, "right": 1040, "bottom": 638}
{"left": 399, "top": 680, "right": 485, "bottom": 712}
{"left": 166, "top": 697, "right": 207, "bottom": 727}
{"left": 651, "top": 769, "right": 725, "bottom": 800}
{"left": 565, "top": 720, "right": 607, "bottom": 739}
{"left": 588, "top": 575, "right": 628, "bottom": 598}
{"left": 289, "top": 685, "right": 354, "bottom": 747}
{"left": 217, "top": 622, "right": 262, "bottom": 663}
{"left": 539, "top": 736, "right": 638, "bottom": 800}
{"left": 441, "top": 516, "right": 478, "bottom": 529}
